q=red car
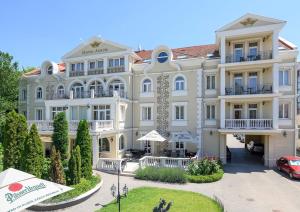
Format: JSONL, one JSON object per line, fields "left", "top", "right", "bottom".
{"left": 276, "top": 156, "right": 300, "bottom": 179}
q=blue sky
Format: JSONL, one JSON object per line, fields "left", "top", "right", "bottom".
{"left": 0, "top": 0, "right": 299, "bottom": 68}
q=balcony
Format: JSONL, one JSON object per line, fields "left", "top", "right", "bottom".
{"left": 49, "top": 90, "right": 127, "bottom": 100}
{"left": 225, "top": 119, "right": 273, "bottom": 129}
{"left": 225, "top": 84, "right": 272, "bottom": 95}
{"left": 107, "top": 66, "right": 125, "bottom": 73}
{"left": 27, "top": 120, "right": 114, "bottom": 132}
{"left": 88, "top": 68, "right": 104, "bottom": 75}
{"left": 225, "top": 51, "right": 272, "bottom": 63}
{"left": 69, "top": 71, "right": 84, "bottom": 77}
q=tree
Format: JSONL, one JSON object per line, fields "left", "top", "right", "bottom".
{"left": 76, "top": 120, "right": 92, "bottom": 179}
{"left": 52, "top": 112, "right": 69, "bottom": 160}
{"left": 2, "top": 111, "right": 18, "bottom": 169}
{"left": 49, "top": 146, "right": 66, "bottom": 185}
{"left": 22, "top": 124, "right": 44, "bottom": 178}
{"left": 16, "top": 114, "right": 28, "bottom": 169}
{"left": 68, "top": 145, "right": 81, "bottom": 185}
{"left": 0, "top": 52, "right": 20, "bottom": 139}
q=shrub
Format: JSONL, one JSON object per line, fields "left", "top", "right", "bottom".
{"left": 135, "top": 167, "right": 187, "bottom": 184}
{"left": 41, "top": 157, "right": 51, "bottom": 180}
{"left": 49, "top": 146, "right": 66, "bottom": 185}
{"left": 52, "top": 112, "right": 69, "bottom": 160}
{"left": 187, "top": 158, "right": 221, "bottom": 176}
{"left": 186, "top": 170, "right": 224, "bottom": 183}
{"left": 68, "top": 146, "right": 81, "bottom": 185}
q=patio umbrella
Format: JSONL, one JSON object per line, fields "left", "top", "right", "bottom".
{"left": 0, "top": 168, "right": 73, "bottom": 212}
{"left": 137, "top": 130, "right": 166, "bottom": 142}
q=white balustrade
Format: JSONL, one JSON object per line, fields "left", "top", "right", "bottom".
{"left": 96, "top": 158, "right": 124, "bottom": 173}
{"left": 225, "top": 119, "right": 273, "bottom": 129}
{"left": 139, "top": 156, "right": 192, "bottom": 170}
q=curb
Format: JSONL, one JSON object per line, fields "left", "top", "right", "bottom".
{"left": 29, "top": 179, "right": 103, "bottom": 211}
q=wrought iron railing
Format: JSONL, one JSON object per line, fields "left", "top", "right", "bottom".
{"left": 225, "top": 50, "right": 272, "bottom": 63}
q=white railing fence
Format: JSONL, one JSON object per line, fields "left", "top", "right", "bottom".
{"left": 96, "top": 158, "right": 125, "bottom": 173}
{"left": 225, "top": 119, "right": 273, "bottom": 129}
{"left": 139, "top": 156, "right": 192, "bottom": 170}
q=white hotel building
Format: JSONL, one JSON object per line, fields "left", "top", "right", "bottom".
{"left": 19, "top": 14, "right": 299, "bottom": 167}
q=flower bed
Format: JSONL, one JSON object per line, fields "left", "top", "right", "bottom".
{"left": 186, "top": 169, "right": 224, "bottom": 183}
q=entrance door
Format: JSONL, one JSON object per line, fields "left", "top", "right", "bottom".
{"left": 234, "top": 74, "right": 243, "bottom": 95}
{"left": 248, "top": 72, "right": 258, "bottom": 94}
{"left": 234, "top": 44, "right": 244, "bottom": 62}
{"left": 234, "top": 110, "right": 242, "bottom": 119}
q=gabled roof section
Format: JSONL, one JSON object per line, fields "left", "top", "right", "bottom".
{"left": 62, "top": 36, "right": 133, "bottom": 59}
{"left": 216, "top": 13, "right": 286, "bottom": 32}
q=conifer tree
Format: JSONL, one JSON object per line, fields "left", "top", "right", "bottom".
{"left": 22, "top": 124, "right": 44, "bottom": 178}
{"left": 76, "top": 120, "right": 92, "bottom": 179}
{"left": 49, "top": 146, "right": 66, "bottom": 185}
{"left": 74, "top": 145, "right": 81, "bottom": 183}
{"left": 68, "top": 145, "right": 81, "bottom": 185}
{"left": 16, "top": 114, "right": 28, "bottom": 169}
{"left": 52, "top": 112, "right": 69, "bottom": 160}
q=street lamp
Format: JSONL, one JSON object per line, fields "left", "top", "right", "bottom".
{"left": 110, "top": 163, "right": 129, "bottom": 212}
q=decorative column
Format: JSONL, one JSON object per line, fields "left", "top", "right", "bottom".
{"left": 272, "top": 30, "right": 279, "bottom": 59}
{"left": 124, "top": 55, "right": 129, "bottom": 72}
{"left": 220, "top": 37, "right": 226, "bottom": 64}
{"left": 103, "top": 56, "right": 108, "bottom": 74}
{"left": 272, "top": 63, "right": 279, "bottom": 93}
{"left": 84, "top": 60, "right": 88, "bottom": 76}
{"left": 220, "top": 99, "right": 225, "bottom": 128}
{"left": 87, "top": 105, "right": 92, "bottom": 121}
{"left": 272, "top": 97, "right": 279, "bottom": 129}
{"left": 66, "top": 62, "right": 70, "bottom": 78}
{"left": 45, "top": 105, "right": 50, "bottom": 120}
{"left": 220, "top": 67, "right": 225, "bottom": 96}
{"left": 92, "top": 136, "right": 99, "bottom": 169}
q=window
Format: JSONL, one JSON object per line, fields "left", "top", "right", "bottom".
{"left": 234, "top": 44, "right": 244, "bottom": 62}
{"left": 93, "top": 105, "right": 111, "bottom": 120}
{"left": 142, "top": 107, "right": 152, "bottom": 121}
{"left": 35, "top": 109, "right": 43, "bottom": 120}
{"left": 89, "top": 61, "right": 95, "bottom": 70}
{"left": 206, "top": 105, "right": 215, "bottom": 120}
{"left": 279, "top": 103, "right": 289, "bottom": 119}
{"left": 36, "top": 87, "right": 43, "bottom": 99}
{"left": 70, "top": 106, "right": 87, "bottom": 120}
{"left": 51, "top": 107, "right": 64, "bottom": 119}
{"left": 248, "top": 72, "right": 258, "bottom": 93}
{"left": 248, "top": 104, "right": 257, "bottom": 119}
{"left": 47, "top": 65, "right": 53, "bottom": 75}
{"left": 109, "top": 79, "right": 125, "bottom": 96}
{"left": 142, "top": 79, "right": 152, "bottom": 93}
{"left": 119, "top": 135, "right": 125, "bottom": 150}
{"left": 249, "top": 42, "right": 258, "bottom": 57}
{"left": 99, "top": 138, "right": 110, "bottom": 152}
{"left": 279, "top": 70, "right": 290, "bottom": 86}
{"left": 175, "top": 76, "right": 185, "bottom": 91}
{"left": 175, "top": 105, "right": 185, "bottom": 120}
{"left": 22, "top": 111, "right": 27, "bottom": 118}
{"left": 57, "top": 85, "right": 65, "bottom": 97}
{"left": 21, "top": 89, "right": 27, "bottom": 101}
{"left": 71, "top": 62, "right": 84, "bottom": 72}
{"left": 206, "top": 75, "right": 215, "bottom": 89}
{"left": 157, "top": 52, "right": 168, "bottom": 63}
{"left": 108, "top": 58, "right": 124, "bottom": 67}
{"left": 71, "top": 83, "right": 84, "bottom": 98}
{"left": 175, "top": 141, "right": 184, "bottom": 150}
{"left": 97, "top": 60, "right": 104, "bottom": 69}
{"left": 89, "top": 81, "right": 103, "bottom": 95}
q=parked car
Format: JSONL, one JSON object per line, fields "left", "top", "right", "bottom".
{"left": 277, "top": 156, "right": 300, "bottom": 179}
{"left": 246, "top": 141, "right": 264, "bottom": 153}
{"left": 226, "top": 146, "right": 232, "bottom": 161}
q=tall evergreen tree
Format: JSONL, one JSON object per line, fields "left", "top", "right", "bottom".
{"left": 16, "top": 114, "right": 28, "bottom": 169}
{"left": 68, "top": 145, "right": 81, "bottom": 185}
{"left": 49, "top": 146, "right": 66, "bottom": 185}
{"left": 76, "top": 120, "right": 92, "bottom": 179}
{"left": 52, "top": 112, "right": 69, "bottom": 160}
{"left": 22, "top": 124, "right": 44, "bottom": 178}
{"left": 3, "top": 111, "right": 19, "bottom": 169}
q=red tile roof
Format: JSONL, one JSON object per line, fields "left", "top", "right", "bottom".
{"left": 135, "top": 44, "right": 219, "bottom": 64}
{"left": 24, "top": 63, "right": 66, "bottom": 76}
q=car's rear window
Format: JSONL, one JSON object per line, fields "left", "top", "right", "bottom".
{"left": 289, "top": 160, "right": 300, "bottom": 166}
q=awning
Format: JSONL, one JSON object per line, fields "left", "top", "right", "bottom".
{"left": 0, "top": 168, "right": 73, "bottom": 212}
{"left": 137, "top": 130, "right": 166, "bottom": 142}
{"left": 170, "top": 131, "right": 196, "bottom": 143}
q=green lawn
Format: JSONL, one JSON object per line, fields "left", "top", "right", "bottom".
{"left": 99, "top": 187, "right": 223, "bottom": 212}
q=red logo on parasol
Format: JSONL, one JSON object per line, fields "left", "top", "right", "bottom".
{"left": 8, "top": 182, "right": 23, "bottom": 192}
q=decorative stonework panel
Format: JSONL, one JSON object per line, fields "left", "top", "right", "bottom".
{"left": 46, "top": 83, "right": 55, "bottom": 100}
{"left": 156, "top": 74, "right": 169, "bottom": 137}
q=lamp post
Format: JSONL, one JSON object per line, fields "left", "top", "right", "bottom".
{"left": 110, "top": 163, "right": 129, "bottom": 212}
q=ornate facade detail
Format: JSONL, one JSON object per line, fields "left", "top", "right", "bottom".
{"left": 45, "top": 83, "right": 55, "bottom": 100}
{"left": 156, "top": 74, "right": 170, "bottom": 137}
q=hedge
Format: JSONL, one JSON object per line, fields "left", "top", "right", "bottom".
{"left": 135, "top": 167, "right": 187, "bottom": 184}
{"left": 186, "top": 169, "right": 224, "bottom": 183}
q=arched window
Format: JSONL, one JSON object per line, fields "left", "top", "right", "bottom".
{"left": 175, "top": 76, "right": 185, "bottom": 91}
{"left": 142, "top": 79, "right": 152, "bottom": 93}
{"left": 47, "top": 65, "right": 53, "bottom": 75}
{"left": 36, "top": 87, "right": 43, "bottom": 99}
{"left": 109, "top": 79, "right": 125, "bottom": 97}
{"left": 89, "top": 81, "right": 103, "bottom": 96}
{"left": 99, "top": 138, "right": 110, "bottom": 152}
{"left": 57, "top": 85, "right": 65, "bottom": 98}
{"left": 119, "top": 135, "right": 125, "bottom": 150}
{"left": 71, "top": 82, "right": 84, "bottom": 98}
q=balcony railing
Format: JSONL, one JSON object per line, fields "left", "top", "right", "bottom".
{"left": 49, "top": 90, "right": 127, "bottom": 100}
{"left": 225, "top": 50, "right": 272, "bottom": 63}
{"left": 27, "top": 120, "right": 113, "bottom": 132}
{"left": 139, "top": 156, "right": 192, "bottom": 170}
{"left": 225, "top": 84, "right": 272, "bottom": 95}
{"left": 225, "top": 119, "right": 273, "bottom": 129}
{"left": 69, "top": 71, "right": 84, "bottom": 77}
{"left": 88, "top": 68, "right": 104, "bottom": 75}
{"left": 107, "top": 66, "right": 125, "bottom": 73}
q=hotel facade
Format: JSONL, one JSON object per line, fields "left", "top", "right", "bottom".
{"left": 19, "top": 14, "right": 299, "bottom": 167}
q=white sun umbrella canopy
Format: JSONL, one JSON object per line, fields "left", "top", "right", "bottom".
{"left": 137, "top": 130, "right": 166, "bottom": 142}
{"left": 0, "top": 168, "right": 73, "bottom": 212}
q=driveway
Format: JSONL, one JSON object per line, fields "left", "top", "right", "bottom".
{"left": 56, "top": 164, "right": 300, "bottom": 212}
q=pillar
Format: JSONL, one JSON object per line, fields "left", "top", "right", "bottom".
{"left": 220, "top": 67, "right": 225, "bottom": 95}
{"left": 103, "top": 56, "right": 108, "bottom": 74}
{"left": 92, "top": 136, "right": 99, "bottom": 169}
{"left": 273, "top": 63, "right": 279, "bottom": 93}
{"left": 272, "top": 30, "right": 279, "bottom": 59}
{"left": 220, "top": 37, "right": 226, "bottom": 64}
{"left": 272, "top": 97, "right": 279, "bottom": 129}
{"left": 220, "top": 99, "right": 225, "bottom": 128}
{"left": 219, "top": 134, "right": 226, "bottom": 164}
{"left": 84, "top": 60, "right": 88, "bottom": 76}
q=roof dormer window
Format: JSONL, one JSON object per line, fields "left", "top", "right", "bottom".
{"left": 47, "top": 65, "right": 53, "bottom": 75}
{"left": 157, "top": 52, "right": 168, "bottom": 63}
